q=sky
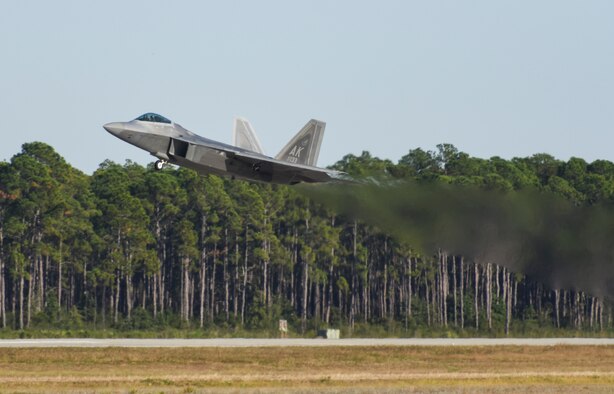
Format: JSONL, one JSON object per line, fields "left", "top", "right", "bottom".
{"left": 1, "top": 1, "right": 613, "bottom": 174}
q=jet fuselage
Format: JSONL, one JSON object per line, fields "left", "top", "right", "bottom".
{"left": 104, "top": 113, "right": 345, "bottom": 185}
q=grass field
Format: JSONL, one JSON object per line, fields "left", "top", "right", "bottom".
{"left": 0, "top": 346, "right": 613, "bottom": 392}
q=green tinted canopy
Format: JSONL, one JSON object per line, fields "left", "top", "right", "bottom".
{"left": 135, "top": 113, "right": 171, "bottom": 124}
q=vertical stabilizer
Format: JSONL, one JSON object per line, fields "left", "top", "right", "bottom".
{"left": 233, "top": 117, "right": 265, "bottom": 154}
{"left": 275, "top": 119, "right": 325, "bottom": 167}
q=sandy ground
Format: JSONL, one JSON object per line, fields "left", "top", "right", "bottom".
{"left": 1, "top": 337, "right": 613, "bottom": 347}
{"left": 0, "top": 344, "right": 613, "bottom": 392}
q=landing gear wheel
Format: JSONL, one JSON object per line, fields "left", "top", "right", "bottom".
{"left": 154, "top": 160, "right": 166, "bottom": 171}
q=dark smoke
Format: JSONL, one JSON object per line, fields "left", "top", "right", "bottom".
{"left": 299, "top": 180, "right": 614, "bottom": 299}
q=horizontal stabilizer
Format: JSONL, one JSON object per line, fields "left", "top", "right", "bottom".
{"left": 275, "top": 119, "right": 325, "bottom": 167}
{"left": 233, "top": 117, "right": 265, "bottom": 155}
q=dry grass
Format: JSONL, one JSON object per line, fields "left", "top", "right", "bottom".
{"left": 0, "top": 346, "right": 613, "bottom": 392}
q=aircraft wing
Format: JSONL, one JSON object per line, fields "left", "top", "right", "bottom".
{"left": 226, "top": 147, "right": 344, "bottom": 184}
{"left": 168, "top": 134, "right": 346, "bottom": 184}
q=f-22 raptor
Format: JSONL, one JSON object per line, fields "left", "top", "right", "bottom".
{"left": 104, "top": 113, "right": 346, "bottom": 184}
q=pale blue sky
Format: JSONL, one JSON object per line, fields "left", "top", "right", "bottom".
{"left": 1, "top": 1, "right": 613, "bottom": 173}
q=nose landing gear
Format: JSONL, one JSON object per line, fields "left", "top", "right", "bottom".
{"left": 154, "top": 160, "right": 167, "bottom": 171}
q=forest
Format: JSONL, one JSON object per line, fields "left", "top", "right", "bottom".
{"left": 0, "top": 141, "right": 612, "bottom": 337}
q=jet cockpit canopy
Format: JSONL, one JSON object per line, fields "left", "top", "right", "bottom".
{"left": 135, "top": 113, "right": 172, "bottom": 124}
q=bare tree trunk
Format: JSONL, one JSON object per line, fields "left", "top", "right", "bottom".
{"left": 199, "top": 255, "right": 206, "bottom": 328}
{"left": 153, "top": 273, "right": 158, "bottom": 319}
{"left": 441, "top": 252, "right": 450, "bottom": 327}
{"left": 325, "top": 216, "right": 335, "bottom": 325}
{"left": 125, "top": 270, "right": 132, "bottom": 320}
{"left": 349, "top": 221, "right": 357, "bottom": 331}
{"left": 338, "top": 280, "right": 345, "bottom": 321}
{"left": 30, "top": 256, "right": 37, "bottom": 316}
{"left": 495, "top": 264, "right": 500, "bottom": 300}
{"left": 234, "top": 234, "right": 239, "bottom": 319}
{"left": 505, "top": 271, "right": 511, "bottom": 335}
{"left": 182, "top": 256, "right": 190, "bottom": 322}
{"left": 262, "top": 215, "right": 268, "bottom": 310}
{"left": 12, "top": 280, "right": 16, "bottom": 327}
{"left": 0, "top": 223, "right": 4, "bottom": 328}
{"left": 554, "top": 289, "right": 560, "bottom": 328}
{"left": 101, "top": 284, "right": 106, "bottom": 327}
{"left": 27, "top": 261, "right": 32, "bottom": 327}
{"left": 290, "top": 262, "right": 295, "bottom": 308}
{"left": 474, "top": 263, "right": 479, "bottom": 330}
{"left": 326, "top": 256, "right": 333, "bottom": 324}
{"left": 431, "top": 274, "right": 437, "bottom": 326}
{"left": 578, "top": 291, "right": 586, "bottom": 328}
{"left": 26, "top": 280, "right": 32, "bottom": 328}
{"left": 301, "top": 259, "right": 309, "bottom": 333}
{"left": 58, "top": 239, "right": 63, "bottom": 310}
{"left": 459, "top": 256, "right": 464, "bottom": 329}
{"left": 39, "top": 255, "right": 44, "bottom": 313}
{"left": 321, "top": 282, "right": 326, "bottom": 323}
{"left": 562, "top": 289, "right": 567, "bottom": 320}
{"left": 159, "top": 271, "right": 164, "bottom": 316}
{"left": 452, "top": 255, "right": 457, "bottom": 326}
{"left": 598, "top": 298, "right": 603, "bottom": 332}
{"left": 590, "top": 296, "right": 596, "bottom": 330}
{"left": 502, "top": 267, "right": 507, "bottom": 314}
{"left": 383, "top": 242, "right": 388, "bottom": 320}
{"left": 241, "top": 225, "right": 248, "bottom": 326}
{"left": 141, "top": 274, "right": 146, "bottom": 310}
{"left": 69, "top": 267, "right": 74, "bottom": 311}
{"left": 390, "top": 277, "right": 396, "bottom": 321}
{"left": 407, "top": 258, "right": 413, "bottom": 322}
{"left": 486, "top": 263, "right": 492, "bottom": 330}
{"left": 185, "top": 260, "right": 190, "bottom": 322}
{"left": 189, "top": 274, "right": 195, "bottom": 321}
{"left": 0, "top": 252, "right": 4, "bottom": 328}
{"left": 314, "top": 280, "right": 320, "bottom": 326}
{"left": 437, "top": 251, "right": 442, "bottom": 326}
{"left": 290, "top": 228, "right": 297, "bottom": 308}
{"left": 19, "top": 274, "right": 24, "bottom": 330}
{"left": 210, "top": 244, "right": 217, "bottom": 321}
{"left": 224, "top": 227, "right": 229, "bottom": 322}
{"left": 425, "top": 274, "right": 431, "bottom": 326}
{"left": 153, "top": 217, "right": 161, "bottom": 319}
{"left": 114, "top": 271, "right": 120, "bottom": 324}
{"left": 364, "top": 258, "right": 369, "bottom": 323}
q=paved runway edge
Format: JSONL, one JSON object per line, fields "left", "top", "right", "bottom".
{"left": 0, "top": 338, "right": 613, "bottom": 347}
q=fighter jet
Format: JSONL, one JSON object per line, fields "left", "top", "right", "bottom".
{"left": 103, "top": 113, "right": 347, "bottom": 184}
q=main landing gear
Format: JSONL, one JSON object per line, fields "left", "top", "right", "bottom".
{"left": 154, "top": 160, "right": 167, "bottom": 171}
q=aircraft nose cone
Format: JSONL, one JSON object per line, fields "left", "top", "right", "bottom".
{"left": 103, "top": 122, "right": 124, "bottom": 136}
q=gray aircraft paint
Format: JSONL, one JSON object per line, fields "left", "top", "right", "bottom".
{"left": 233, "top": 118, "right": 265, "bottom": 155}
{"left": 275, "top": 119, "right": 325, "bottom": 167}
{"left": 104, "top": 113, "right": 345, "bottom": 185}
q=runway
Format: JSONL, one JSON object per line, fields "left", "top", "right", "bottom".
{"left": 0, "top": 337, "right": 613, "bottom": 347}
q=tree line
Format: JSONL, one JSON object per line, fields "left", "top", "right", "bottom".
{"left": 0, "top": 142, "right": 611, "bottom": 335}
